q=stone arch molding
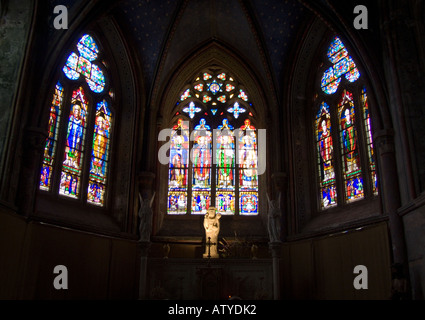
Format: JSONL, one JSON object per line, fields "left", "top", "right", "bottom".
{"left": 156, "top": 42, "right": 269, "bottom": 129}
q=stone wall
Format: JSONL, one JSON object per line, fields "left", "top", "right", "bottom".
{"left": 0, "top": 0, "right": 33, "bottom": 176}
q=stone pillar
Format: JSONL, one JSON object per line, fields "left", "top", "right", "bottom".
{"left": 137, "top": 171, "right": 155, "bottom": 300}
{"left": 138, "top": 241, "right": 151, "bottom": 300}
{"left": 271, "top": 172, "right": 288, "bottom": 240}
{"left": 138, "top": 171, "right": 156, "bottom": 200}
{"left": 269, "top": 242, "right": 281, "bottom": 300}
{"left": 374, "top": 129, "right": 407, "bottom": 265}
{"left": 17, "top": 127, "right": 47, "bottom": 216}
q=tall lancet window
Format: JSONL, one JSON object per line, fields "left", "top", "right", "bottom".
{"left": 39, "top": 34, "right": 114, "bottom": 207}
{"left": 166, "top": 69, "right": 259, "bottom": 216}
{"left": 315, "top": 36, "right": 378, "bottom": 210}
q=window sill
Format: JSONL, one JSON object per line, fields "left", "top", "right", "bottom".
{"left": 33, "top": 191, "right": 134, "bottom": 239}
{"left": 289, "top": 197, "right": 384, "bottom": 240}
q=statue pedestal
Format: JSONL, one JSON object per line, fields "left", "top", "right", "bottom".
{"left": 196, "top": 266, "right": 223, "bottom": 300}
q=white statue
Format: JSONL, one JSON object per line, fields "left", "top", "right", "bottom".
{"left": 267, "top": 193, "right": 282, "bottom": 243}
{"left": 203, "top": 206, "right": 221, "bottom": 258}
{"left": 138, "top": 192, "right": 155, "bottom": 242}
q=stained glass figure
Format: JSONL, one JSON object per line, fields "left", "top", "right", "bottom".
{"left": 216, "top": 119, "right": 235, "bottom": 215}
{"left": 40, "top": 82, "right": 64, "bottom": 191}
{"left": 87, "top": 100, "right": 112, "bottom": 206}
{"left": 361, "top": 87, "right": 378, "bottom": 195}
{"left": 240, "top": 192, "right": 258, "bottom": 215}
{"left": 321, "top": 37, "right": 360, "bottom": 94}
{"left": 167, "top": 119, "right": 189, "bottom": 214}
{"left": 59, "top": 87, "right": 88, "bottom": 198}
{"left": 216, "top": 192, "right": 235, "bottom": 215}
{"left": 239, "top": 119, "right": 258, "bottom": 215}
{"left": 316, "top": 102, "right": 337, "bottom": 208}
{"left": 191, "top": 118, "right": 212, "bottom": 214}
{"left": 183, "top": 101, "right": 201, "bottom": 119}
{"left": 338, "top": 90, "right": 364, "bottom": 202}
{"left": 192, "top": 190, "right": 210, "bottom": 215}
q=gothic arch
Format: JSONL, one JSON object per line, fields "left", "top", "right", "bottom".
{"left": 287, "top": 16, "right": 387, "bottom": 237}
{"left": 152, "top": 42, "right": 272, "bottom": 239}
{"left": 24, "top": 14, "right": 141, "bottom": 237}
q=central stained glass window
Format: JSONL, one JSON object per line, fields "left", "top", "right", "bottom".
{"left": 167, "top": 69, "right": 259, "bottom": 216}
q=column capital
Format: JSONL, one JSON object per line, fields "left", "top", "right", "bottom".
{"left": 373, "top": 129, "right": 395, "bottom": 156}
{"left": 24, "top": 126, "right": 48, "bottom": 155}
{"left": 137, "top": 171, "right": 155, "bottom": 199}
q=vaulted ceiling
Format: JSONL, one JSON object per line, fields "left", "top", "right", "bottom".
{"left": 46, "top": 0, "right": 382, "bottom": 105}
{"left": 115, "top": 0, "right": 308, "bottom": 96}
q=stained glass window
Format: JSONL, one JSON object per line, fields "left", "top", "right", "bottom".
{"left": 239, "top": 119, "right": 258, "bottom": 215}
{"left": 58, "top": 87, "right": 88, "bottom": 198}
{"left": 87, "top": 100, "right": 113, "bottom": 206}
{"left": 40, "top": 82, "right": 64, "bottom": 191}
{"left": 167, "top": 119, "right": 189, "bottom": 214}
{"left": 361, "top": 87, "right": 378, "bottom": 195}
{"left": 315, "top": 36, "right": 378, "bottom": 210}
{"left": 338, "top": 90, "right": 364, "bottom": 202}
{"left": 176, "top": 70, "right": 250, "bottom": 121}
{"left": 63, "top": 34, "right": 105, "bottom": 93}
{"left": 191, "top": 118, "right": 212, "bottom": 214}
{"left": 216, "top": 119, "right": 236, "bottom": 215}
{"left": 167, "top": 69, "right": 259, "bottom": 215}
{"left": 39, "top": 33, "right": 113, "bottom": 208}
{"left": 321, "top": 37, "right": 360, "bottom": 94}
{"left": 316, "top": 102, "right": 337, "bottom": 209}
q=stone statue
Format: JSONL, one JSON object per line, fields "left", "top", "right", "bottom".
{"left": 138, "top": 192, "right": 155, "bottom": 242}
{"left": 267, "top": 193, "right": 282, "bottom": 243}
{"left": 203, "top": 207, "right": 221, "bottom": 258}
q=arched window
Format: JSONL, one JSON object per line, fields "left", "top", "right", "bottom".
{"left": 167, "top": 68, "right": 259, "bottom": 216}
{"left": 316, "top": 36, "right": 378, "bottom": 210}
{"left": 39, "top": 34, "right": 113, "bottom": 207}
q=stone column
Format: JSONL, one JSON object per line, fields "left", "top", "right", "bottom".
{"left": 138, "top": 241, "right": 151, "bottom": 300}
{"left": 17, "top": 127, "right": 47, "bottom": 216}
{"left": 271, "top": 172, "right": 288, "bottom": 240}
{"left": 137, "top": 171, "right": 155, "bottom": 300}
{"left": 269, "top": 242, "right": 281, "bottom": 300}
{"left": 374, "top": 129, "right": 407, "bottom": 265}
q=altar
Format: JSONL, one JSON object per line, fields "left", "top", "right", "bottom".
{"left": 145, "top": 257, "right": 273, "bottom": 300}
